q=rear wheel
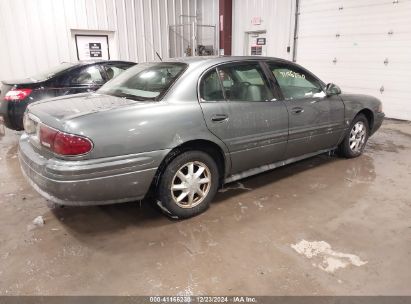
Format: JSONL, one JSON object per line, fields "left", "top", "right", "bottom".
{"left": 156, "top": 151, "right": 219, "bottom": 219}
{"left": 339, "top": 114, "right": 369, "bottom": 158}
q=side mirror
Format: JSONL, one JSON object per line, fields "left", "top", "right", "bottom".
{"left": 325, "top": 83, "right": 341, "bottom": 96}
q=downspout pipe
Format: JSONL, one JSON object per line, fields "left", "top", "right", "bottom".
{"left": 292, "top": 0, "right": 300, "bottom": 62}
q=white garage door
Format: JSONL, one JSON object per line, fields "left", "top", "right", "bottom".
{"left": 296, "top": 0, "right": 411, "bottom": 120}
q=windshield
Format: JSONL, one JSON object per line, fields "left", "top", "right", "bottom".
{"left": 97, "top": 62, "right": 187, "bottom": 101}
{"left": 30, "top": 62, "right": 76, "bottom": 81}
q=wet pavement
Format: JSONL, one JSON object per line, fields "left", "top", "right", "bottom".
{"left": 0, "top": 120, "right": 410, "bottom": 295}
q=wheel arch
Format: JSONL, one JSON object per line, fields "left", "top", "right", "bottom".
{"left": 150, "top": 139, "right": 229, "bottom": 193}
{"left": 357, "top": 108, "right": 374, "bottom": 131}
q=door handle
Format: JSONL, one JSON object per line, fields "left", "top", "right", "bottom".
{"left": 291, "top": 107, "right": 304, "bottom": 114}
{"left": 211, "top": 114, "right": 228, "bottom": 122}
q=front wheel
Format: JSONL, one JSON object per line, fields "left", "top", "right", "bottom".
{"left": 339, "top": 114, "right": 369, "bottom": 158}
{"left": 156, "top": 151, "right": 219, "bottom": 219}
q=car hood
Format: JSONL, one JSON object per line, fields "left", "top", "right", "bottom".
{"left": 28, "top": 93, "right": 142, "bottom": 125}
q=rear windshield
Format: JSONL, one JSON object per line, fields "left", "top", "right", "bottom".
{"left": 30, "top": 62, "right": 76, "bottom": 81}
{"left": 97, "top": 62, "right": 187, "bottom": 101}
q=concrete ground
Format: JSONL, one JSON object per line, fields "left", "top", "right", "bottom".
{"left": 0, "top": 120, "right": 410, "bottom": 296}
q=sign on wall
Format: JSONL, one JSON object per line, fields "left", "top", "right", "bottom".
{"left": 251, "top": 16, "right": 262, "bottom": 25}
{"left": 247, "top": 32, "right": 267, "bottom": 56}
{"left": 256, "top": 38, "right": 266, "bottom": 45}
{"left": 75, "top": 35, "right": 110, "bottom": 61}
{"left": 89, "top": 43, "right": 102, "bottom": 57}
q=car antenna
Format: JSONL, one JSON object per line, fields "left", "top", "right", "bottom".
{"left": 143, "top": 35, "right": 163, "bottom": 61}
{"left": 156, "top": 51, "right": 163, "bottom": 62}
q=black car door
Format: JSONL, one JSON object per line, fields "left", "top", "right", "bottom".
{"left": 54, "top": 64, "right": 106, "bottom": 96}
{"left": 266, "top": 62, "right": 345, "bottom": 158}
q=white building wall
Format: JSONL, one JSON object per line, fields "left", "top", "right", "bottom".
{"left": 0, "top": 0, "right": 219, "bottom": 81}
{"left": 231, "top": 0, "right": 411, "bottom": 120}
{"left": 232, "top": 0, "right": 296, "bottom": 60}
{"left": 198, "top": 0, "right": 219, "bottom": 50}
{"left": 296, "top": 0, "right": 411, "bottom": 120}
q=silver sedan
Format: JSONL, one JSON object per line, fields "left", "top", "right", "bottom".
{"left": 19, "top": 56, "right": 384, "bottom": 218}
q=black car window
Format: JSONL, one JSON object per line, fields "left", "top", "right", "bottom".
{"left": 103, "top": 64, "right": 133, "bottom": 80}
{"left": 199, "top": 69, "right": 225, "bottom": 102}
{"left": 268, "top": 63, "right": 324, "bottom": 100}
{"left": 69, "top": 66, "right": 105, "bottom": 85}
{"left": 216, "top": 63, "right": 274, "bottom": 102}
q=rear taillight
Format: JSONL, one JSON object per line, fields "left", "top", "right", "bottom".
{"left": 4, "top": 88, "right": 32, "bottom": 101}
{"left": 39, "top": 124, "right": 93, "bottom": 156}
{"left": 54, "top": 132, "right": 93, "bottom": 155}
{"left": 39, "top": 124, "right": 57, "bottom": 148}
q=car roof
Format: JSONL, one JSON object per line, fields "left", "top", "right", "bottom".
{"left": 164, "top": 55, "right": 290, "bottom": 65}
{"left": 155, "top": 56, "right": 299, "bottom": 74}
{"left": 65, "top": 60, "right": 136, "bottom": 66}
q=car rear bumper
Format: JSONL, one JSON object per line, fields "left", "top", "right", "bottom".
{"left": 0, "top": 99, "right": 26, "bottom": 130}
{"left": 18, "top": 134, "right": 169, "bottom": 205}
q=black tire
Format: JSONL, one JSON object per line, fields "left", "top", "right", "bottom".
{"left": 339, "top": 114, "right": 370, "bottom": 158}
{"left": 156, "top": 150, "right": 219, "bottom": 219}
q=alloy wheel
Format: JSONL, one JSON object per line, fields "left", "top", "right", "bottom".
{"left": 170, "top": 161, "right": 211, "bottom": 208}
{"left": 349, "top": 121, "right": 367, "bottom": 152}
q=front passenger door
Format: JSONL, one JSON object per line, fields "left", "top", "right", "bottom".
{"left": 268, "top": 62, "right": 345, "bottom": 158}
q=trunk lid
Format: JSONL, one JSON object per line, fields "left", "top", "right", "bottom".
{"left": 27, "top": 93, "right": 141, "bottom": 130}
{"left": 2, "top": 78, "right": 42, "bottom": 85}
{"left": 1, "top": 80, "right": 43, "bottom": 101}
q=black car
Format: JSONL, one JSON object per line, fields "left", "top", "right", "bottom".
{"left": 0, "top": 60, "right": 135, "bottom": 130}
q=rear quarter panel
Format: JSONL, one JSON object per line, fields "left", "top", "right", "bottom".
{"left": 62, "top": 99, "right": 230, "bottom": 169}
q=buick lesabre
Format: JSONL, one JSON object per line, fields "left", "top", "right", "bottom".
{"left": 18, "top": 56, "right": 384, "bottom": 218}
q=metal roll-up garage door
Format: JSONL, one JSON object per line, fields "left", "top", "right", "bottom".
{"left": 295, "top": 0, "right": 411, "bottom": 120}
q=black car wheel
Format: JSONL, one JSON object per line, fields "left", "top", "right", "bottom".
{"left": 157, "top": 151, "right": 219, "bottom": 219}
{"left": 339, "top": 114, "right": 369, "bottom": 158}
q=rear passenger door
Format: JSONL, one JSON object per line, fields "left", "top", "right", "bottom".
{"left": 199, "top": 61, "right": 289, "bottom": 174}
{"left": 267, "top": 62, "right": 345, "bottom": 157}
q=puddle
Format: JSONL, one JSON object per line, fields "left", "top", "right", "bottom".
{"left": 291, "top": 240, "right": 367, "bottom": 273}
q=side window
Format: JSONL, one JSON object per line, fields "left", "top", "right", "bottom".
{"left": 199, "top": 69, "right": 225, "bottom": 102}
{"left": 217, "top": 63, "right": 274, "bottom": 102}
{"left": 103, "top": 64, "right": 130, "bottom": 80}
{"left": 70, "top": 66, "right": 104, "bottom": 85}
{"left": 269, "top": 63, "right": 324, "bottom": 100}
